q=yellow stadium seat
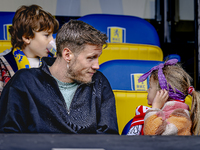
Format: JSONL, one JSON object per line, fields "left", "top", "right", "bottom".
{"left": 99, "top": 43, "right": 163, "bottom": 65}
{"left": 0, "top": 40, "right": 12, "bottom": 53}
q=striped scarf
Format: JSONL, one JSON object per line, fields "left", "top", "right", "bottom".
{"left": 127, "top": 105, "right": 150, "bottom": 135}
{"left": 13, "top": 48, "right": 42, "bottom": 70}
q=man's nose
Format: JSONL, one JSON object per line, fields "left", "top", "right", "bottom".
{"left": 92, "top": 59, "right": 99, "bottom": 70}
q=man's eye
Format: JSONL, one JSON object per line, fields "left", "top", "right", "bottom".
{"left": 88, "top": 56, "right": 95, "bottom": 59}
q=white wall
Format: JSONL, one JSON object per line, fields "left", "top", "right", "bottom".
{"left": 0, "top": 0, "right": 155, "bottom": 19}
{"left": 179, "top": 0, "right": 194, "bottom": 20}
{"left": 0, "top": 0, "right": 194, "bottom": 20}
{"left": 0, "top": 0, "right": 57, "bottom": 14}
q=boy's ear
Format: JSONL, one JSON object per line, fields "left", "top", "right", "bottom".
{"left": 22, "top": 36, "right": 31, "bottom": 44}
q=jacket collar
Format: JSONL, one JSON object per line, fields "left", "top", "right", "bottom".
{"left": 40, "top": 57, "right": 56, "bottom": 75}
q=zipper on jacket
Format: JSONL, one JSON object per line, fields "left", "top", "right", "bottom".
{"left": 67, "top": 84, "right": 82, "bottom": 114}
{"left": 44, "top": 70, "right": 71, "bottom": 115}
{"left": 67, "top": 81, "right": 95, "bottom": 114}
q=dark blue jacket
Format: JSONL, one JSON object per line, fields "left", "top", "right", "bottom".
{"left": 0, "top": 57, "right": 119, "bottom": 134}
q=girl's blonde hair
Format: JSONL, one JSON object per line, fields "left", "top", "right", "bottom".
{"left": 190, "top": 91, "right": 200, "bottom": 135}
{"left": 151, "top": 63, "right": 200, "bottom": 135}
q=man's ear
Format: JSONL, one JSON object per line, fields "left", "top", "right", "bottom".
{"left": 22, "top": 36, "right": 31, "bottom": 44}
{"left": 62, "top": 47, "right": 73, "bottom": 62}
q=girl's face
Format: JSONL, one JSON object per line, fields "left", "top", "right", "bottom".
{"left": 147, "top": 76, "right": 158, "bottom": 105}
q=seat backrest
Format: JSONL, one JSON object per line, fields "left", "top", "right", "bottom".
{"left": 99, "top": 59, "right": 162, "bottom": 91}
{"left": 99, "top": 43, "right": 163, "bottom": 65}
{"left": 0, "top": 12, "right": 14, "bottom": 53}
{"left": 78, "top": 14, "right": 160, "bottom": 46}
{"left": 0, "top": 12, "right": 15, "bottom": 41}
{"left": 0, "top": 40, "right": 12, "bottom": 53}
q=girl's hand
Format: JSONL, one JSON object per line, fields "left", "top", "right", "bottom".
{"left": 152, "top": 89, "right": 169, "bottom": 109}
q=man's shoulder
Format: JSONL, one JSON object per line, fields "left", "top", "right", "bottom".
{"left": 11, "top": 68, "right": 42, "bottom": 82}
{"left": 15, "top": 68, "right": 38, "bottom": 75}
{"left": 92, "top": 71, "right": 112, "bottom": 88}
{"left": 93, "top": 71, "right": 105, "bottom": 78}
{"left": 92, "top": 71, "right": 108, "bottom": 82}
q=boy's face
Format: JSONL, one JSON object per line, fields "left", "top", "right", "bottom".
{"left": 147, "top": 76, "right": 158, "bottom": 105}
{"left": 23, "top": 30, "right": 53, "bottom": 58}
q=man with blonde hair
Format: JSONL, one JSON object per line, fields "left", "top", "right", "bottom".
{"left": 0, "top": 20, "right": 118, "bottom": 134}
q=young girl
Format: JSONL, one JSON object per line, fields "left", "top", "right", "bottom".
{"left": 128, "top": 59, "right": 200, "bottom": 135}
{"left": 0, "top": 4, "right": 59, "bottom": 94}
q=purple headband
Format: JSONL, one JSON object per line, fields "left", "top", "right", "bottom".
{"left": 138, "top": 59, "right": 186, "bottom": 101}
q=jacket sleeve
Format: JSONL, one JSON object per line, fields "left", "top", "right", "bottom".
{"left": 143, "top": 103, "right": 192, "bottom": 135}
{"left": 96, "top": 72, "right": 119, "bottom": 134}
{"left": 0, "top": 70, "right": 30, "bottom": 133}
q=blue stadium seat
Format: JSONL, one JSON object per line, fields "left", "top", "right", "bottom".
{"left": 99, "top": 59, "right": 162, "bottom": 91}
{"left": 78, "top": 14, "right": 160, "bottom": 47}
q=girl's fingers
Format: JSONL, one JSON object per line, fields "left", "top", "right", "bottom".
{"left": 163, "top": 89, "right": 169, "bottom": 99}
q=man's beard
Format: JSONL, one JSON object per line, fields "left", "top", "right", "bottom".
{"left": 67, "top": 62, "right": 93, "bottom": 84}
